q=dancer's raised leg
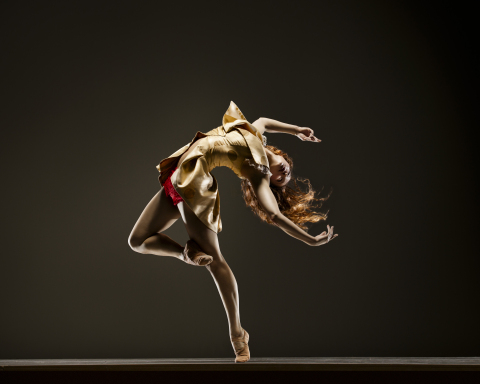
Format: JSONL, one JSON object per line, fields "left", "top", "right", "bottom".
{"left": 177, "top": 201, "right": 244, "bottom": 339}
{"left": 128, "top": 188, "right": 183, "bottom": 258}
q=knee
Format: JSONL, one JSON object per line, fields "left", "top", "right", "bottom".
{"left": 207, "top": 255, "right": 228, "bottom": 273}
{"left": 128, "top": 235, "right": 144, "bottom": 253}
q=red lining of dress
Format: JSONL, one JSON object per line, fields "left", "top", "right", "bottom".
{"left": 162, "top": 166, "right": 184, "bottom": 206}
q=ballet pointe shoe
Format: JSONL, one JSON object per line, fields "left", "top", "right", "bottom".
{"left": 231, "top": 328, "right": 250, "bottom": 363}
{"left": 182, "top": 239, "right": 213, "bottom": 267}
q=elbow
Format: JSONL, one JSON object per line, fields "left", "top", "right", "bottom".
{"left": 268, "top": 212, "right": 281, "bottom": 222}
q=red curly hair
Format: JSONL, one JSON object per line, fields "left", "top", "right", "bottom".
{"left": 240, "top": 145, "right": 331, "bottom": 230}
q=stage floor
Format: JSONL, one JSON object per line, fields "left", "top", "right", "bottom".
{"left": 1, "top": 357, "right": 479, "bottom": 371}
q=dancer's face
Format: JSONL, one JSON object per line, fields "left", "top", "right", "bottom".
{"left": 270, "top": 156, "right": 291, "bottom": 187}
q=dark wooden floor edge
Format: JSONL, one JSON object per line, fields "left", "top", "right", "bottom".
{"left": 2, "top": 364, "right": 480, "bottom": 372}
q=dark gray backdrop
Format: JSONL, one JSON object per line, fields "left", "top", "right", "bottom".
{"left": 1, "top": 1, "right": 478, "bottom": 359}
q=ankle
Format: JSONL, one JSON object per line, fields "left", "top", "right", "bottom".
{"left": 230, "top": 329, "right": 244, "bottom": 339}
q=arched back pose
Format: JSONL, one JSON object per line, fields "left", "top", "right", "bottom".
{"left": 128, "top": 101, "right": 339, "bottom": 363}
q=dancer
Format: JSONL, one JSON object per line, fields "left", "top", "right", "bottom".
{"left": 128, "top": 101, "right": 339, "bottom": 362}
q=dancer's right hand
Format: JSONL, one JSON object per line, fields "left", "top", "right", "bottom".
{"left": 310, "top": 225, "right": 338, "bottom": 246}
{"left": 296, "top": 127, "right": 322, "bottom": 142}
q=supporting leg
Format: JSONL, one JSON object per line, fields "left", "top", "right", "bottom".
{"left": 206, "top": 258, "right": 243, "bottom": 338}
{"left": 177, "top": 201, "right": 243, "bottom": 338}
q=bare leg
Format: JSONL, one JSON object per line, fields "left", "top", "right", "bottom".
{"left": 177, "top": 201, "right": 243, "bottom": 338}
{"left": 128, "top": 188, "right": 184, "bottom": 259}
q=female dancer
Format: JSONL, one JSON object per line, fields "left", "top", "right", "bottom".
{"left": 128, "top": 101, "right": 339, "bottom": 363}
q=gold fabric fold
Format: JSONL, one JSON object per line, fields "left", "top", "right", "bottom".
{"left": 156, "top": 101, "right": 269, "bottom": 233}
{"left": 222, "top": 102, "right": 268, "bottom": 168}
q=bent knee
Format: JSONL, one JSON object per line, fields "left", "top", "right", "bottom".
{"left": 128, "top": 235, "right": 144, "bottom": 253}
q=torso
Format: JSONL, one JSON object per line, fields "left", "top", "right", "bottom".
{"left": 176, "top": 130, "right": 264, "bottom": 180}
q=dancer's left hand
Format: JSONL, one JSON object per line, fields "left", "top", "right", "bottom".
{"left": 296, "top": 127, "right": 321, "bottom": 142}
{"left": 310, "top": 225, "right": 339, "bottom": 246}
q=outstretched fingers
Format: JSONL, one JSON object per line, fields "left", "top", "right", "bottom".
{"left": 326, "top": 225, "right": 339, "bottom": 242}
{"left": 329, "top": 234, "right": 339, "bottom": 241}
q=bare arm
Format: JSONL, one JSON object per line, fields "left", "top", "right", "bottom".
{"left": 243, "top": 167, "right": 337, "bottom": 246}
{"left": 252, "top": 117, "right": 321, "bottom": 142}
{"left": 252, "top": 117, "right": 299, "bottom": 135}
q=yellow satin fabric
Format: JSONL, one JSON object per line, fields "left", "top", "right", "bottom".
{"left": 156, "top": 101, "right": 269, "bottom": 233}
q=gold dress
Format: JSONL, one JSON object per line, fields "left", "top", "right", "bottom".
{"left": 156, "top": 101, "right": 271, "bottom": 234}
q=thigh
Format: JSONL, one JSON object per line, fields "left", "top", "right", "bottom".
{"left": 177, "top": 201, "right": 224, "bottom": 262}
{"left": 129, "top": 187, "right": 181, "bottom": 242}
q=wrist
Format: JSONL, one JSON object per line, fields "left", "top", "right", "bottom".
{"left": 305, "top": 235, "right": 316, "bottom": 246}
